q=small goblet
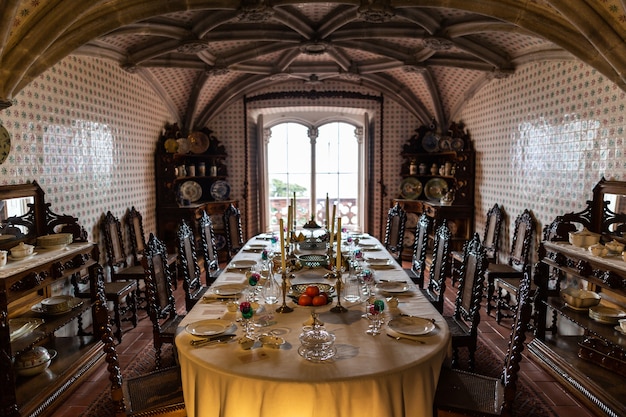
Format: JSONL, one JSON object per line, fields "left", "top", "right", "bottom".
{"left": 365, "top": 299, "right": 385, "bottom": 336}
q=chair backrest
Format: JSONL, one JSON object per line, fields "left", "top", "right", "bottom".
{"left": 224, "top": 203, "right": 244, "bottom": 259}
{"left": 506, "top": 209, "right": 535, "bottom": 270}
{"left": 411, "top": 213, "right": 431, "bottom": 287}
{"left": 141, "top": 233, "right": 178, "bottom": 325}
{"left": 198, "top": 210, "right": 220, "bottom": 281}
{"left": 177, "top": 219, "right": 203, "bottom": 311}
{"left": 482, "top": 203, "right": 503, "bottom": 263}
{"left": 383, "top": 202, "right": 407, "bottom": 261}
{"left": 102, "top": 211, "right": 129, "bottom": 272}
{"left": 453, "top": 233, "right": 488, "bottom": 334}
{"left": 424, "top": 221, "right": 451, "bottom": 313}
{"left": 500, "top": 266, "right": 533, "bottom": 413}
{"left": 126, "top": 206, "right": 146, "bottom": 266}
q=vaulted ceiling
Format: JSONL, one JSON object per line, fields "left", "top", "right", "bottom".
{"left": 2, "top": 1, "right": 626, "bottom": 130}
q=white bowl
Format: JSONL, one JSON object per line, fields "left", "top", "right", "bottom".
{"left": 13, "top": 347, "right": 56, "bottom": 377}
{"left": 10, "top": 242, "right": 34, "bottom": 258}
{"left": 588, "top": 243, "right": 608, "bottom": 257}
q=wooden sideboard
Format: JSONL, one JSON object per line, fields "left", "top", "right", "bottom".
{"left": 529, "top": 178, "right": 626, "bottom": 417}
{"left": 0, "top": 182, "right": 103, "bottom": 417}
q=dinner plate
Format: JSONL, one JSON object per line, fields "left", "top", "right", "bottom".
{"left": 180, "top": 181, "right": 202, "bottom": 202}
{"left": 185, "top": 319, "right": 235, "bottom": 337}
{"left": 365, "top": 256, "right": 391, "bottom": 265}
{"left": 358, "top": 241, "right": 378, "bottom": 249}
{"left": 589, "top": 305, "right": 626, "bottom": 324}
{"left": 31, "top": 297, "right": 83, "bottom": 315}
{"left": 188, "top": 131, "right": 210, "bottom": 154}
{"left": 422, "top": 132, "right": 439, "bottom": 152}
{"left": 247, "top": 243, "right": 267, "bottom": 250}
{"left": 229, "top": 260, "right": 257, "bottom": 269}
{"left": 451, "top": 137, "right": 464, "bottom": 151}
{"left": 210, "top": 180, "right": 231, "bottom": 201}
{"left": 388, "top": 316, "right": 436, "bottom": 336}
{"left": 9, "top": 318, "right": 45, "bottom": 341}
{"left": 400, "top": 177, "right": 422, "bottom": 200}
{"left": 376, "top": 281, "right": 410, "bottom": 293}
{"left": 564, "top": 303, "right": 589, "bottom": 312}
{"left": 438, "top": 136, "right": 452, "bottom": 150}
{"left": 614, "top": 325, "right": 626, "bottom": 336}
{"left": 424, "top": 178, "right": 449, "bottom": 201}
{"left": 164, "top": 138, "right": 178, "bottom": 153}
{"left": 212, "top": 284, "right": 247, "bottom": 296}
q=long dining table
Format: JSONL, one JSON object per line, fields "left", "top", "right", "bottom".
{"left": 175, "top": 233, "right": 451, "bottom": 417}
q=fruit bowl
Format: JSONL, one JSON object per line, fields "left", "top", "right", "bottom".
{"left": 290, "top": 283, "right": 334, "bottom": 297}
{"left": 297, "top": 254, "right": 329, "bottom": 268}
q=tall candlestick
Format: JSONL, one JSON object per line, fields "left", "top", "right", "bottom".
{"left": 293, "top": 192, "right": 297, "bottom": 230}
{"left": 325, "top": 193, "right": 330, "bottom": 227}
{"left": 329, "top": 216, "right": 334, "bottom": 250}
{"left": 286, "top": 205, "right": 292, "bottom": 244}
{"left": 336, "top": 218, "right": 341, "bottom": 270}
{"left": 331, "top": 203, "right": 337, "bottom": 235}
{"left": 279, "top": 219, "right": 286, "bottom": 272}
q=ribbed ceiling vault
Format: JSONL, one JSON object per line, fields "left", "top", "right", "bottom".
{"left": 1, "top": 1, "right": 626, "bottom": 130}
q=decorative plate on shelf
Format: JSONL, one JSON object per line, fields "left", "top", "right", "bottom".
{"left": 214, "top": 234, "right": 226, "bottom": 250}
{"left": 438, "top": 136, "right": 452, "bottom": 151}
{"left": 176, "top": 138, "right": 191, "bottom": 154}
{"left": 422, "top": 132, "right": 439, "bottom": 152}
{"left": 164, "top": 138, "right": 178, "bottom": 153}
{"left": 424, "top": 178, "right": 449, "bottom": 201}
{"left": 210, "top": 180, "right": 231, "bottom": 201}
{"left": 0, "top": 125, "right": 10, "bottom": 165}
{"left": 180, "top": 181, "right": 202, "bottom": 202}
{"left": 451, "top": 137, "right": 465, "bottom": 151}
{"left": 188, "top": 131, "right": 210, "bottom": 154}
{"left": 400, "top": 177, "right": 422, "bottom": 200}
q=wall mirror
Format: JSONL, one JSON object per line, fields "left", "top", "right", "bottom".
{"left": 0, "top": 182, "right": 45, "bottom": 249}
{"left": 592, "top": 178, "right": 626, "bottom": 242}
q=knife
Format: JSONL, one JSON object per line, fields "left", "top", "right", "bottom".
{"left": 190, "top": 333, "right": 237, "bottom": 347}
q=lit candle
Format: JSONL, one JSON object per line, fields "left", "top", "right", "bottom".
{"left": 325, "top": 193, "right": 330, "bottom": 227}
{"left": 336, "top": 218, "right": 341, "bottom": 271}
{"left": 279, "top": 218, "right": 286, "bottom": 272}
{"left": 286, "top": 205, "right": 292, "bottom": 244}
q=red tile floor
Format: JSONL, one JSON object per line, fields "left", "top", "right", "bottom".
{"left": 47, "top": 266, "right": 597, "bottom": 417}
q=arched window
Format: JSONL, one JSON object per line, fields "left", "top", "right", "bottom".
{"left": 266, "top": 121, "right": 364, "bottom": 232}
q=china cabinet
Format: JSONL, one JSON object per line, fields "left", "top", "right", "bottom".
{"left": 155, "top": 125, "right": 235, "bottom": 261}
{"left": 0, "top": 182, "right": 102, "bottom": 417}
{"left": 530, "top": 178, "right": 626, "bottom": 417}
{"left": 395, "top": 123, "right": 475, "bottom": 260}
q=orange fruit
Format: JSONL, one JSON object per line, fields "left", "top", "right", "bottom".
{"left": 305, "top": 285, "right": 320, "bottom": 297}
{"left": 298, "top": 294, "right": 313, "bottom": 306}
{"left": 312, "top": 294, "right": 327, "bottom": 306}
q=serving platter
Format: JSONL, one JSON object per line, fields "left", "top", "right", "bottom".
{"left": 185, "top": 319, "right": 236, "bottom": 337}
{"left": 388, "top": 316, "right": 436, "bottom": 336}
{"left": 188, "top": 131, "right": 210, "bottom": 154}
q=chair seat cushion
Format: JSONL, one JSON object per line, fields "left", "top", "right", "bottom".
{"left": 443, "top": 316, "right": 471, "bottom": 339}
{"left": 435, "top": 366, "right": 504, "bottom": 416}
{"left": 105, "top": 280, "right": 138, "bottom": 298}
{"left": 485, "top": 263, "right": 522, "bottom": 278}
{"left": 124, "top": 366, "right": 185, "bottom": 416}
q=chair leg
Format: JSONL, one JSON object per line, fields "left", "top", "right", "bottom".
{"left": 486, "top": 276, "right": 496, "bottom": 315}
{"left": 127, "top": 291, "right": 138, "bottom": 328}
{"left": 154, "top": 343, "right": 163, "bottom": 369}
{"left": 468, "top": 343, "right": 477, "bottom": 372}
{"left": 112, "top": 300, "right": 123, "bottom": 343}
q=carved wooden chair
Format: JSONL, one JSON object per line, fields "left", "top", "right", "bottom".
{"left": 403, "top": 213, "right": 431, "bottom": 288}
{"left": 434, "top": 266, "right": 533, "bottom": 417}
{"left": 383, "top": 202, "right": 407, "bottom": 264}
{"left": 485, "top": 209, "right": 535, "bottom": 319}
{"left": 92, "top": 263, "right": 186, "bottom": 417}
{"left": 419, "top": 221, "right": 451, "bottom": 313}
{"left": 125, "top": 206, "right": 178, "bottom": 283}
{"left": 443, "top": 233, "right": 488, "bottom": 370}
{"left": 141, "top": 233, "right": 185, "bottom": 368}
{"left": 177, "top": 219, "right": 209, "bottom": 312}
{"left": 102, "top": 211, "right": 146, "bottom": 290}
{"left": 224, "top": 203, "right": 244, "bottom": 260}
{"left": 450, "top": 203, "right": 503, "bottom": 286}
{"left": 198, "top": 210, "right": 221, "bottom": 284}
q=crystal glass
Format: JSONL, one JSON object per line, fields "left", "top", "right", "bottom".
{"left": 365, "top": 299, "right": 385, "bottom": 335}
{"left": 239, "top": 301, "right": 256, "bottom": 339}
{"left": 262, "top": 269, "right": 281, "bottom": 305}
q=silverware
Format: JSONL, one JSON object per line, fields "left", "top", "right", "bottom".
{"left": 190, "top": 334, "right": 237, "bottom": 347}
{"left": 387, "top": 333, "right": 425, "bottom": 344}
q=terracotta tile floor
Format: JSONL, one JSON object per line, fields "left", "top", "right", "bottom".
{"left": 46, "top": 268, "right": 598, "bottom": 417}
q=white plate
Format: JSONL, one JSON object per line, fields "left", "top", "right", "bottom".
{"left": 229, "top": 260, "right": 257, "bottom": 269}
{"left": 213, "top": 284, "right": 247, "bottom": 296}
{"left": 365, "top": 256, "right": 390, "bottom": 265}
{"left": 247, "top": 243, "right": 267, "bottom": 250}
{"left": 9, "top": 252, "right": 37, "bottom": 261}
{"left": 376, "top": 282, "right": 409, "bottom": 293}
{"left": 358, "top": 241, "right": 378, "bottom": 248}
{"left": 31, "top": 297, "right": 83, "bottom": 316}
{"left": 180, "top": 181, "right": 202, "bottom": 202}
{"left": 9, "top": 318, "right": 45, "bottom": 341}
{"left": 185, "top": 319, "right": 235, "bottom": 337}
{"left": 388, "top": 316, "right": 436, "bottom": 336}
{"left": 614, "top": 325, "right": 626, "bottom": 336}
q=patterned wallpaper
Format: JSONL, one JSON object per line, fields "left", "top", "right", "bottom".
{"left": 1, "top": 54, "right": 626, "bottom": 269}
{"left": 461, "top": 61, "right": 626, "bottom": 263}
{"left": 0, "top": 55, "right": 171, "bottom": 264}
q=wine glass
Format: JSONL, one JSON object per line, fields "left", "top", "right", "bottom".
{"left": 365, "top": 299, "right": 385, "bottom": 335}
{"left": 239, "top": 301, "right": 256, "bottom": 339}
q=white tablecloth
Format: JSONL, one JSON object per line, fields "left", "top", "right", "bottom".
{"left": 175, "top": 235, "right": 450, "bottom": 417}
